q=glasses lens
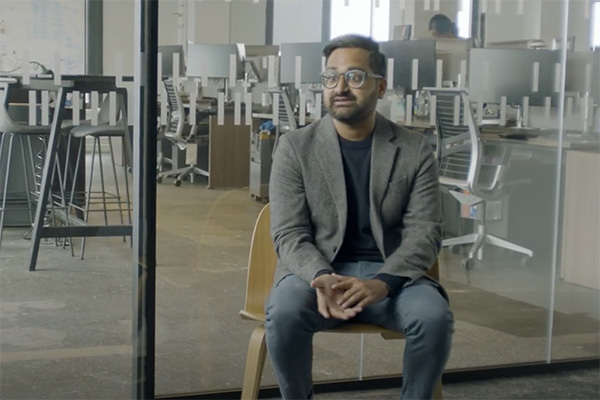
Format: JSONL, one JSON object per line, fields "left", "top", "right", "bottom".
{"left": 321, "top": 72, "right": 339, "bottom": 88}
{"left": 345, "top": 70, "right": 366, "bottom": 88}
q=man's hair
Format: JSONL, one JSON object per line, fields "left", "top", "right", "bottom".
{"left": 323, "top": 34, "right": 387, "bottom": 77}
{"left": 428, "top": 14, "right": 456, "bottom": 36}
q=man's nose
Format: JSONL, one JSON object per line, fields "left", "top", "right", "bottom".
{"left": 336, "top": 74, "right": 349, "bottom": 92}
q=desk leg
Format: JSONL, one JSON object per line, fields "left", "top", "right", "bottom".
{"left": 27, "top": 88, "right": 67, "bottom": 271}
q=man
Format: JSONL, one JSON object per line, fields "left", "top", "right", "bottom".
{"left": 429, "top": 14, "right": 458, "bottom": 38}
{"left": 266, "top": 34, "right": 453, "bottom": 400}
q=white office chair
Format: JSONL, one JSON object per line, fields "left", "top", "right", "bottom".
{"left": 266, "top": 87, "right": 297, "bottom": 156}
{"left": 157, "top": 78, "right": 211, "bottom": 186}
{"left": 425, "top": 87, "right": 533, "bottom": 269}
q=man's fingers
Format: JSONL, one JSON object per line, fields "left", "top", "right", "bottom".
{"left": 329, "top": 306, "right": 351, "bottom": 320}
{"left": 341, "top": 292, "right": 365, "bottom": 309}
{"left": 331, "top": 279, "right": 354, "bottom": 290}
{"left": 315, "top": 289, "right": 330, "bottom": 318}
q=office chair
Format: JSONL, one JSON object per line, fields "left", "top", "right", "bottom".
{"left": 265, "top": 87, "right": 297, "bottom": 155}
{"left": 424, "top": 87, "right": 533, "bottom": 269}
{"left": 157, "top": 78, "right": 211, "bottom": 186}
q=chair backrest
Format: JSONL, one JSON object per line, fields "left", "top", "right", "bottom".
{"left": 268, "top": 88, "right": 297, "bottom": 132}
{"left": 241, "top": 203, "right": 440, "bottom": 320}
{"left": 242, "top": 203, "right": 279, "bottom": 320}
{"left": 425, "top": 87, "right": 516, "bottom": 196}
{"left": 424, "top": 87, "right": 483, "bottom": 194}
{"left": 97, "top": 91, "right": 127, "bottom": 126}
{"left": 0, "top": 81, "right": 56, "bottom": 132}
{"left": 162, "top": 78, "right": 185, "bottom": 140}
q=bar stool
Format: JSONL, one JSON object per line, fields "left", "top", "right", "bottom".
{"left": 0, "top": 84, "right": 67, "bottom": 250}
{"left": 62, "top": 91, "right": 132, "bottom": 259}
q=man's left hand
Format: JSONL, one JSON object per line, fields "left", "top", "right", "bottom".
{"left": 331, "top": 275, "right": 390, "bottom": 310}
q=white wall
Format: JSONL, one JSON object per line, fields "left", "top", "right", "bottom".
{"left": 103, "top": 0, "right": 267, "bottom": 75}
{"left": 484, "top": 0, "right": 541, "bottom": 43}
{"left": 484, "top": 0, "right": 593, "bottom": 50}
{"left": 103, "top": 0, "right": 134, "bottom": 75}
{"left": 273, "top": 0, "right": 323, "bottom": 44}
{"left": 230, "top": 0, "right": 267, "bottom": 45}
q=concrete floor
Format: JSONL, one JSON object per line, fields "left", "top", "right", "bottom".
{"left": 0, "top": 174, "right": 599, "bottom": 399}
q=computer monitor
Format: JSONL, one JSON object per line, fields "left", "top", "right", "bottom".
{"left": 158, "top": 45, "right": 185, "bottom": 77}
{"left": 378, "top": 40, "right": 436, "bottom": 90}
{"left": 245, "top": 45, "right": 279, "bottom": 58}
{"left": 279, "top": 42, "right": 327, "bottom": 84}
{"left": 186, "top": 43, "right": 245, "bottom": 80}
{"left": 468, "top": 48, "right": 561, "bottom": 106}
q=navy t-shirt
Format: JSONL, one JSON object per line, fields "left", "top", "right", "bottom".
{"left": 328, "top": 133, "right": 407, "bottom": 295}
{"left": 334, "top": 134, "right": 383, "bottom": 263}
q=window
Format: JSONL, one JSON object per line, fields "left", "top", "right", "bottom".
{"left": 456, "top": 0, "right": 472, "bottom": 39}
{"left": 593, "top": 1, "right": 600, "bottom": 48}
{"left": 330, "top": 0, "right": 390, "bottom": 42}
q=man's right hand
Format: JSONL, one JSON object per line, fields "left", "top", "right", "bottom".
{"left": 310, "top": 274, "right": 362, "bottom": 320}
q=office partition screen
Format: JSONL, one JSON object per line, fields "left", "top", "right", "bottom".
{"left": 279, "top": 42, "right": 327, "bottom": 84}
{"left": 468, "top": 48, "right": 561, "bottom": 106}
{"left": 158, "top": 45, "right": 186, "bottom": 77}
{"left": 186, "top": 43, "right": 244, "bottom": 79}
{"left": 378, "top": 39, "right": 436, "bottom": 89}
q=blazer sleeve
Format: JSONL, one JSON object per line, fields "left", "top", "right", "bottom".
{"left": 269, "top": 135, "right": 334, "bottom": 284}
{"left": 379, "top": 135, "right": 443, "bottom": 282}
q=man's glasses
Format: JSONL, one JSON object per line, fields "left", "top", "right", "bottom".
{"left": 320, "top": 68, "right": 384, "bottom": 89}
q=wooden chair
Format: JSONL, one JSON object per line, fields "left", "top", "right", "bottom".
{"left": 239, "top": 203, "right": 444, "bottom": 399}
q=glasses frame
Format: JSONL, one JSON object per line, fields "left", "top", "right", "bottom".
{"left": 320, "top": 68, "right": 384, "bottom": 89}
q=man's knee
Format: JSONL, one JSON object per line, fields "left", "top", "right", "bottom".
{"left": 400, "top": 281, "right": 454, "bottom": 339}
{"left": 265, "top": 275, "right": 317, "bottom": 333}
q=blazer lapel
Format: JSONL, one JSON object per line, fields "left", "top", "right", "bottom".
{"left": 316, "top": 115, "right": 347, "bottom": 231}
{"left": 370, "top": 114, "right": 399, "bottom": 248}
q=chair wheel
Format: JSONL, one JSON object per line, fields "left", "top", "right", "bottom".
{"left": 174, "top": 179, "right": 182, "bottom": 187}
{"left": 156, "top": 176, "right": 163, "bottom": 184}
{"left": 462, "top": 258, "right": 475, "bottom": 270}
{"left": 450, "top": 245, "right": 462, "bottom": 255}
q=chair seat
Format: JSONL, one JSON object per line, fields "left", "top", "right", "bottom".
{"left": 239, "top": 310, "right": 403, "bottom": 336}
{"left": 0, "top": 124, "right": 51, "bottom": 135}
{"left": 439, "top": 176, "right": 469, "bottom": 190}
{"left": 70, "top": 125, "right": 127, "bottom": 138}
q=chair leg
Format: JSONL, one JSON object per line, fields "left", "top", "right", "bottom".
{"left": 433, "top": 379, "right": 443, "bottom": 400}
{"left": 0, "top": 133, "right": 14, "bottom": 248}
{"left": 485, "top": 234, "right": 533, "bottom": 257}
{"left": 241, "top": 325, "right": 268, "bottom": 400}
{"left": 442, "top": 233, "right": 477, "bottom": 247}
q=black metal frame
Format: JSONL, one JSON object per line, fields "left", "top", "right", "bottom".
{"left": 156, "top": 358, "right": 600, "bottom": 400}
{"left": 132, "top": 0, "right": 158, "bottom": 399}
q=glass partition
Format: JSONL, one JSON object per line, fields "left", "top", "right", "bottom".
{"left": 0, "top": 1, "right": 597, "bottom": 399}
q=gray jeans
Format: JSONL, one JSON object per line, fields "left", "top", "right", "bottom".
{"left": 265, "top": 261, "right": 454, "bottom": 400}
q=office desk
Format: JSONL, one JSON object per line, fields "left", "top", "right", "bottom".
{"left": 24, "top": 75, "right": 131, "bottom": 271}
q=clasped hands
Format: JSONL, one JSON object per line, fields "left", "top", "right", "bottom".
{"left": 310, "top": 273, "right": 389, "bottom": 320}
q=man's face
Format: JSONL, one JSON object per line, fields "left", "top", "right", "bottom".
{"left": 323, "top": 47, "right": 386, "bottom": 125}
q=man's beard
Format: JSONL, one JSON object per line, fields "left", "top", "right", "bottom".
{"left": 327, "top": 92, "right": 377, "bottom": 124}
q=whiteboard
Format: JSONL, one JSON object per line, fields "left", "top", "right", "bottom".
{"left": 0, "top": 0, "right": 85, "bottom": 74}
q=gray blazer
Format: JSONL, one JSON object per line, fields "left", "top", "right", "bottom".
{"left": 269, "top": 113, "right": 442, "bottom": 288}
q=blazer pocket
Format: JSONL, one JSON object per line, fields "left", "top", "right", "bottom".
{"left": 387, "top": 176, "right": 408, "bottom": 194}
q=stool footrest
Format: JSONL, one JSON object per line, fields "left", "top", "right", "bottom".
{"left": 39, "top": 225, "right": 132, "bottom": 238}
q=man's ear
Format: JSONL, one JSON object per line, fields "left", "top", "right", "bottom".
{"left": 378, "top": 78, "right": 387, "bottom": 99}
